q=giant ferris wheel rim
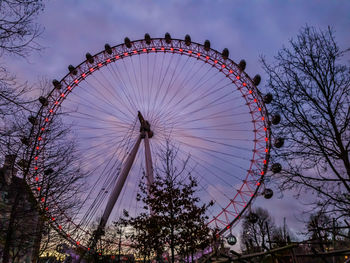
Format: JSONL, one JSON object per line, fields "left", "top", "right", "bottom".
{"left": 29, "top": 34, "right": 271, "bottom": 250}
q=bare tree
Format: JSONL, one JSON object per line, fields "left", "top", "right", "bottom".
{"left": 241, "top": 207, "right": 276, "bottom": 253}
{"left": 0, "top": 0, "right": 45, "bottom": 154}
{"left": 0, "top": 0, "right": 43, "bottom": 57}
{"left": 0, "top": 0, "right": 44, "bottom": 131}
{"left": 0, "top": 79, "right": 86, "bottom": 262}
{"left": 261, "top": 26, "right": 350, "bottom": 218}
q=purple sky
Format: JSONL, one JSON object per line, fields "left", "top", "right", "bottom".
{"left": 3, "top": 0, "right": 350, "bottom": 245}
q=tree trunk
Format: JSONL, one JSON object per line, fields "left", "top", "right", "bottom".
{"left": 2, "top": 193, "right": 20, "bottom": 263}
{"left": 171, "top": 226, "right": 175, "bottom": 263}
{"left": 31, "top": 216, "right": 44, "bottom": 262}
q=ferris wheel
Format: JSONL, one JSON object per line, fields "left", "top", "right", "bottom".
{"left": 26, "top": 33, "right": 279, "bottom": 251}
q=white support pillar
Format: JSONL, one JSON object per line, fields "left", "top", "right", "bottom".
{"left": 144, "top": 132, "right": 154, "bottom": 190}
{"left": 99, "top": 135, "right": 142, "bottom": 228}
{"left": 91, "top": 111, "right": 154, "bottom": 249}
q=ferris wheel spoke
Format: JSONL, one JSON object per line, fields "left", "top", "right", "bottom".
{"left": 77, "top": 132, "right": 136, "bottom": 228}
{"left": 173, "top": 76, "right": 231, "bottom": 116}
{"left": 146, "top": 54, "right": 150, "bottom": 114}
{"left": 157, "top": 56, "right": 205, "bottom": 118}
{"left": 72, "top": 120, "right": 134, "bottom": 131}
{"left": 156, "top": 79, "right": 235, "bottom": 126}
{"left": 147, "top": 53, "right": 158, "bottom": 116}
{"left": 76, "top": 131, "right": 126, "bottom": 141}
{"left": 154, "top": 126, "right": 253, "bottom": 153}
{"left": 104, "top": 64, "right": 137, "bottom": 115}
{"left": 127, "top": 164, "right": 144, "bottom": 217}
{"left": 88, "top": 74, "right": 132, "bottom": 118}
{"left": 194, "top": 171, "right": 230, "bottom": 210}
{"left": 152, "top": 53, "right": 194, "bottom": 117}
{"left": 155, "top": 54, "right": 192, "bottom": 116}
{"left": 166, "top": 92, "right": 237, "bottom": 126}
{"left": 90, "top": 68, "right": 136, "bottom": 118}
{"left": 157, "top": 66, "right": 220, "bottom": 120}
{"left": 174, "top": 63, "right": 220, "bottom": 104}
{"left": 129, "top": 56, "right": 144, "bottom": 107}
{"left": 70, "top": 125, "right": 131, "bottom": 133}
{"left": 153, "top": 139, "right": 233, "bottom": 208}
{"left": 81, "top": 78, "right": 126, "bottom": 117}
{"left": 62, "top": 89, "right": 131, "bottom": 124}
{"left": 109, "top": 61, "right": 139, "bottom": 112}
{"left": 113, "top": 148, "right": 145, "bottom": 219}
{"left": 74, "top": 139, "right": 129, "bottom": 166}
{"left": 174, "top": 138, "right": 251, "bottom": 163}
{"left": 63, "top": 111, "right": 132, "bottom": 128}
{"left": 178, "top": 110, "right": 249, "bottom": 125}
{"left": 120, "top": 57, "right": 143, "bottom": 111}
{"left": 176, "top": 133, "right": 252, "bottom": 152}
{"left": 156, "top": 99, "right": 244, "bottom": 130}
{"left": 175, "top": 120, "right": 254, "bottom": 130}
{"left": 61, "top": 105, "right": 132, "bottom": 126}
{"left": 149, "top": 53, "right": 167, "bottom": 118}
{"left": 155, "top": 132, "right": 249, "bottom": 175}
{"left": 76, "top": 160, "right": 123, "bottom": 227}
{"left": 72, "top": 122, "right": 137, "bottom": 172}
{"left": 152, "top": 53, "right": 175, "bottom": 105}
{"left": 137, "top": 54, "right": 146, "bottom": 112}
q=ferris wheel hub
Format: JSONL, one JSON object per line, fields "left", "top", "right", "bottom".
{"left": 138, "top": 111, "right": 153, "bottom": 138}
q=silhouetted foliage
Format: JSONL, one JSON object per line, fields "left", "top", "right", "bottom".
{"left": 121, "top": 142, "right": 213, "bottom": 263}
{"left": 261, "top": 26, "right": 350, "bottom": 218}
{"left": 0, "top": 0, "right": 45, "bottom": 151}
{"left": 241, "top": 207, "right": 276, "bottom": 253}
{"left": 0, "top": 0, "right": 44, "bottom": 57}
{"left": 0, "top": 80, "right": 86, "bottom": 262}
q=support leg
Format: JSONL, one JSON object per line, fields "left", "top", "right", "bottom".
{"left": 100, "top": 135, "right": 142, "bottom": 228}
{"left": 89, "top": 135, "right": 142, "bottom": 251}
{"left": 144, "top": 132, "right": 154, "bottom": 190}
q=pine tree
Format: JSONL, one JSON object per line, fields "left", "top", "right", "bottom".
{"left": 121, "top": 142, "right": 213, "bottom": 263}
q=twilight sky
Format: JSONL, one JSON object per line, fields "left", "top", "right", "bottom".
{"left": 3, "top": 0, "right": 350, "bottom": 245}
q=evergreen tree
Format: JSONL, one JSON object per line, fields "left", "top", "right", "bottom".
{"left": 122, "top": 142, "right": 213, "bottom": 263}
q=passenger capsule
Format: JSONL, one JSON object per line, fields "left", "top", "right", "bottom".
{"left": 124, "top": 37, "right": 132, "bottom": 48}
{"left": 105, "top": 44, "right": 112, "bottom": 54}
{"left": 274, "top": 138, "right": 284, "bottom": 148}
{"left": 21, "top": 137, "right": 29, "bottom": 146}
{"left": 226, "top": 234, "right": 237, "bottom": 245}
{"left": 44, "top": 168, "right": 54, "bottom": 175}
{"left": 39, "top": 96, "right": 48, "bottom": 106}
{"left": 184, "top": 34, "right": 191, "bottom": 46}
{"left": 238, "top": 60, "right": 246, "bottom": 71}
{"left": 85, "top": 53, "right": 94, "bottom": 64}
{"left": 263, "top": 93, "right": 273, "bottom": 104}
{"left": 204, "top": 40, "right": 211, "bottom": 51}
{"left": 271, "top": 114, "right": 281, "bottom": 125}
{"left": 165, "top": 32, "right": 171, "bottom": 44}
{"left": 56, "top": 244, "right": 65, "bottom": 253}
{"left": 52, "top": 79, "right": 61, "bottom": 89}
{"left": 68, "top": 65, "right": 77, "bottom": 75}
{"left": 144, "top": 33, "right": 151, "bottom": 45}
{"left": 271, "top": 163, "right": 282, "bottom": 173}
{"left": 222, "top": 48, "right": 229, "bottom": 59}
{"left": 28, "top": 116, "right": 37, "bottom": 125}
{"left": 253, "top": 75, "right": 261, "bottom": 86}
{"left": 264, "top": 188, "right": 274, "bottom": 199}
